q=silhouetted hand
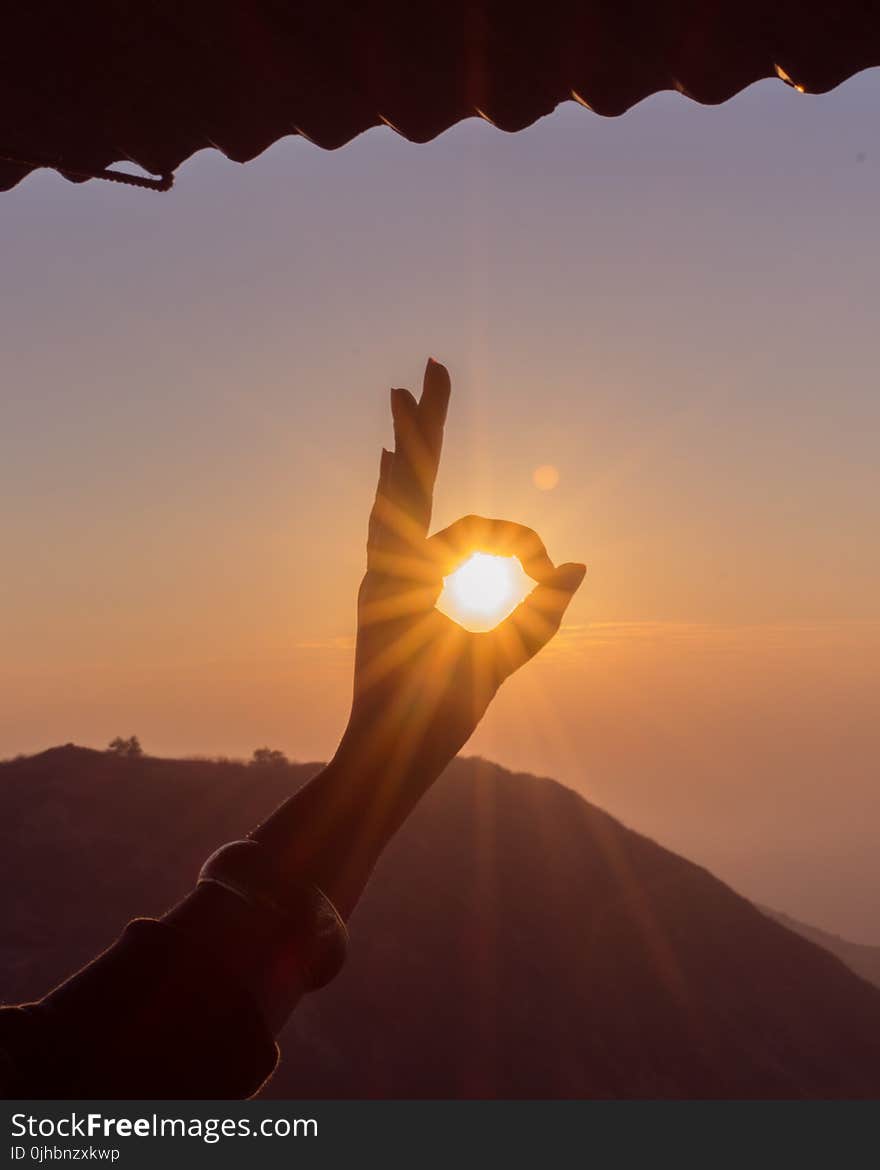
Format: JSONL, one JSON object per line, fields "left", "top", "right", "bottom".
{"left": 333, "top": 358, "right": 586, "bottom": 795}
{"left": 255, "top": 358, "right": 585, "bottom": 918}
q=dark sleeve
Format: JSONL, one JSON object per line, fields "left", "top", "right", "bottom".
{"left": 0, "top": 919, "right": 279, "bottom": 1099}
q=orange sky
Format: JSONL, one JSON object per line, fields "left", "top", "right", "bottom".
{"left": 1, "top": 73, "right": 878, "bottom": 940}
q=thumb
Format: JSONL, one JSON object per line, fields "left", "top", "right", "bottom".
{"left": 491, "top": 561, "right": 586, "bottom": 680}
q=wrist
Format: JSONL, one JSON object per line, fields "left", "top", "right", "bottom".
{"left": 331, "top": 717, "right": 448, "bottom": 795}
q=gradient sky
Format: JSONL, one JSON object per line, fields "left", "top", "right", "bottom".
{"left": 2, "top": 71, "right": 878, "bottom": 941}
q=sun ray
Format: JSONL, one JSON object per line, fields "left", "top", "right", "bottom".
{"left": 355, "top": 612, "right": 439, "bottom": 691}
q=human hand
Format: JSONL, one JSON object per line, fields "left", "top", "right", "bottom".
{"left": 333, "top": 358, "right": 586, "bottom": 800}
{"left": 171, "top": 364, "right": 584, "bottom": 1030}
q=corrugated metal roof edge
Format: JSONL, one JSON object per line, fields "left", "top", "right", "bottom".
{"left": 1, "top": 63, "right": 877, "bottom": 195}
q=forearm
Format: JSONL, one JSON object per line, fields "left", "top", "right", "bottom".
{"left": 151, "top": 735, "right": 441, "bottom": 1051}
{"left": 249, "top": 743, "right": 443, "bottom": 920}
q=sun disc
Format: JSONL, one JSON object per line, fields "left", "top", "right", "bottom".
{"left": 436, "top": 553, "right": 533, "bottom": 632}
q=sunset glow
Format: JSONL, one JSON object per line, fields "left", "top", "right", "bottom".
{"left": 2, "top": 71, "right": 879, "bottom": 942}
{"left": 437, "top": 554, "right": 532, "bottom": 631}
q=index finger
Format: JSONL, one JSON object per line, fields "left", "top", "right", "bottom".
{"left": 425, "top": 515, "right": 556, "bottom": 582}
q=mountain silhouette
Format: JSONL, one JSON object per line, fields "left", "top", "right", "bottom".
{"left": 762, "top": 907, "right": 880, "bottom": 991}
{"left": 1, "top": 745, "right": 879, "bottom": 1098}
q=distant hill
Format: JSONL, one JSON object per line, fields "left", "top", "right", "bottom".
{"left": 2, "top": 745, "right": 879, "bottom": 1098}
{"left": 761, "top": 908, "right": 880, "bottom": 990}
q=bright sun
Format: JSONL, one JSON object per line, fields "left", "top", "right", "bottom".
{"left": 436, "top": 553, "right": 533, "bottom": 632}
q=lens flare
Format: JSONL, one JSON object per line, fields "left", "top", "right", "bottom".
{"left": 436, "top": 553, "right": 532, "bottom": 632}
{"left": 532, "top": 464, "right": 560, "bottom": 491}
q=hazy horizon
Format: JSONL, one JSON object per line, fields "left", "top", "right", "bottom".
{"left": 2, "top": 71, "right": 878, "bottom": 942}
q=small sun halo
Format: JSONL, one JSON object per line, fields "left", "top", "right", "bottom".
{"left": 533, "top": 464, "right": 559, "bottom": 491}
{"left": 436, "top": 553, "right": 532, "bottom": 632}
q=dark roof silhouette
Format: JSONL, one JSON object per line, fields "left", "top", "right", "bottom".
{"left": 2, "top": 1, "right": 879, "bottom": 192}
